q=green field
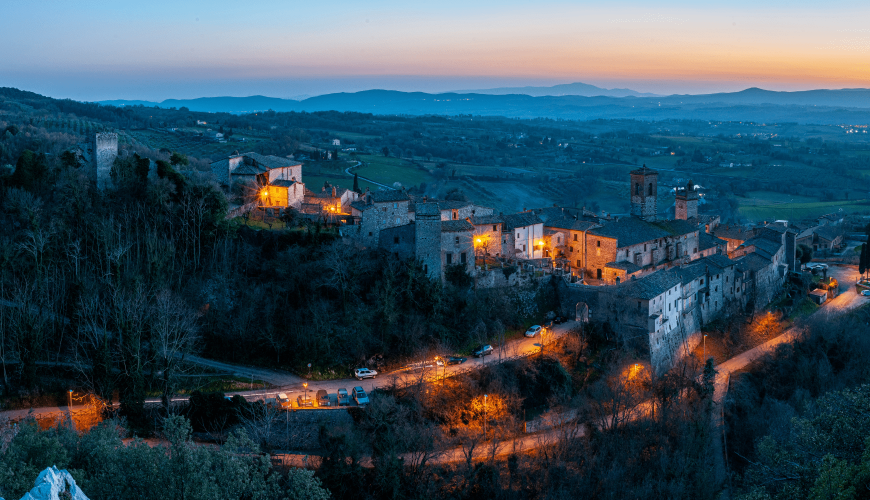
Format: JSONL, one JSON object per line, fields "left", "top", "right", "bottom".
{"left": 354, "top": 154, "right": 434, "bottom": 187}
{"left": 738, "top": 199, "right": 870, "bottom": 220}
{"left": 305, "top": 174, "right": 379, "bottom": 193}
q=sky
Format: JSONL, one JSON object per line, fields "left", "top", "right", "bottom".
{"left": 2, "top": 0, "right": 869, "bottom": 101}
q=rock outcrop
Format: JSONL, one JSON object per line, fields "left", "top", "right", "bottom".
{"left": 14, "top": 466, "right": 89, "bottom": 500}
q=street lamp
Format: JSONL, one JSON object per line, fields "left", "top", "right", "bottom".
{"left": 303, "top": 382, "right": 308, "bottom": 406}
{"left": 703, "top": 334, "right": 708, "bottom": 361}
{"left": 68, "top": 389, "right": 73, "bottom": 411}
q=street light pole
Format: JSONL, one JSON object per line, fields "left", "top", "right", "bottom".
{"left": 703, "top": 334, "right": 708, "bottom": 361}
{"left": 303, "top": 382, "right": 308, "bottom": 406}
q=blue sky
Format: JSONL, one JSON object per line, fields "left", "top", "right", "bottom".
{"left": 2, "top": 0, "right": 868, "bottom": 101}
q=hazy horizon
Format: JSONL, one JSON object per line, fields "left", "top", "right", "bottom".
{"left": 3, "top": 0, "right": 868, "bottom": 102}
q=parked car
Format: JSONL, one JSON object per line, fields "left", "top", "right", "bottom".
{"left": 297, "top": 394, "right": 313, "bottom": 407}
{"left": 337, "top": 388, "right": 350, "bottom": 406}
{"left": 316, "top": 389, "right": 330, "bottom": 407}
{"left": 473, "top": 345, "right": 494, "bottom": 357}
{"left": 862, "top": 290, "right": 870, "bottom": 297}
{"left": 352, "top": 386, "right": 369, "bottom": 406}
{"left": 552, "top": 316, "right": 564, "bottom": 325}
{"left": 276, "top": 392, "right": 291, "bottom": 408}
{"left": 406, "top": 359, "right": 444, "bottom": 371}
{"left": 354, "top": 368, "right": 378, "bottom": 380}
{"left": 446, "top": 356, "right": 467, "bottom": 365}
{"left": 524, "top": 325, "right": 543, "bottom": 337}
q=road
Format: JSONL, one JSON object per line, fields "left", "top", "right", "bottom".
{"left": 343, "top": 161, "right": 395, "bottom": 190}
{"left": 1, "top": 321, "right": 578, "bottom": 421}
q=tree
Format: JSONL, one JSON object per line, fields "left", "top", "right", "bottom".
{"left": 382, "top": 146, "right": 390, "bottom": 157}
{"left": 859, "top": 243, "right": 867, "bottom": 278}
{"left": 797, "top": 243, "right": 813, "bottom": 266}
{"left": 353, "top": 172, "right": 360, "bottom": 193}
{"left": 169, "top": 151, "right": 189, "bottom": 168}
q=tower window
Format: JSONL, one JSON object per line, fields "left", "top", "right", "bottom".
{"left": 635, "top": 184, "right": 640, "bottom": 195}
{"left": 648, "top": 183, "right": 653, "bottom": 196}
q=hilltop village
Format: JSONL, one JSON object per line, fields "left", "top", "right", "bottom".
{"left": 199, "top": 148, "right": 852, "bottom": 374}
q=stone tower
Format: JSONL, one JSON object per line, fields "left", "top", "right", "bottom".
{"left": 414, "top": 202, "right": 442, "bottom": 279}
{"left": 675, "top": 179, "right": 699, "bottom": 220}
{"left": 630, "top": 165, "right": 658, "bottom": 221}
{"left": 94, "top": 132, "right": 118, "bottom": 190}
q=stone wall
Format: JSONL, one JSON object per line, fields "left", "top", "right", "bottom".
{"left": 585, "top": 236, "right": 618, "bottom": 280}
{"left": 441, "top": 228, "right": 474, "bottom": 274}
{"left": 415, "top": 205, "right": 442, "bottom": 279}
{"left": 94, "top": 132, "right": 118, "bottom": 190}
{"left": 379, "top": 223, "right": 417, "bottom": 260}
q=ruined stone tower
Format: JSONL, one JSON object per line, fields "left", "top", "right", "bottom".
{"left": 93, "top": 132, "right": 118, "bottom": 190}
{"left": 414, "top": 202, "right": 442, "bottom": 279}
{"left": 675, "top": 179, "right": 699, "bottom": 220}
{"left": 630, "top": 165, "right": 658, "bottom": 221}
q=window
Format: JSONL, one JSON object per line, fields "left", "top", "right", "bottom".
{"left": 493, "top": 225, "right": 497, "bottom": 231}
{"left": 460, "top": 252, "right": 466, "bottom": 264}
{"left": 446, "top": 253, "right": 452, "bottom": 264}
{"left": 597, "top": 241, "right": 601, "bottom": 247}
{"left": 569, "top": 246, "right": 574, "bottom": 252}
{"left": 522, "top": 244, "right": 526, "bottom": 252}
{"left": 700, "top": 278, "right": 704, "bottom": 285}
{"left": 644, "top": 244, "right": 647, "bottom": 251}
{"left": 393, "top": 202, "right": 397, "bottom": 208}
{"left": 694, "top": 247, "right": 698, "bottom": 253}
{"left": 669, "top": 303, "right": 671, "bottom": 311}
{"left": 648, "top": 183, "right": 653, "bottom": 196}
{"left": 596, "top": 269, "right": 602, "bottom": 279}
{"left": 393, "top": 236, "right": 399, "bottom": 244}
{"left": 726, "top": 276, "right": 729, "bottom": 283}
{"left": 382, "top": 207, "right": 387, "bottom": 212}
{"left": 635, "top": 183, "right": 640, "bottom": 195}
{"left": 576, "top": 260, "right": 581, "bottom": 267}
{"left": 368, "top": 232, "right": 373, "bottom": 237}
{"left": 395, "top": 217, "right": 400, "bottom": 224}
{"left": 452, "top": 209, "right": 458, "bottom": 220}
{"left": 455, "top": 236, "right": 459, "bottom": 244}
{"left": 557, "top": 237, "right": 561, "bottom": 244}
{"left": 574, "top": 234, "right": 578, "bottom": 241}
{"left": 637, "top": 302, "right": 641, "bottom": 310}
{"left": 517, "top": 232, "right": 520, "bottom": 238}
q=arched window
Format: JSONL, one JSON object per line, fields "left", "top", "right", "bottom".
{"left": 635, "top": 183, "right": 640, "bottom": 195}
{"left": 648, "top": 183, "right": 653, "bottom": 196}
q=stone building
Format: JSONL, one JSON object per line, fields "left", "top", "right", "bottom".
{"left": 713, "top": 225, "right": 757, "bottom": 254}
{"left": 377, "top": 202, "right": 472, "bottom": 280}
{"left": 502, "top": 212, "right": 545, "bottom": 259}
{"left": 210, "top": 152, "right": 302, "bottom": 189}
{"left": 586, "top": 217, "right": 699, "bottom": 284}
{"left": 469, "top": 215, "right": 504, "bottom": 257}
{"left": 674, "top": 180, "right": 699, "bottom": 220}
{"left": 541, "top": 217, "right": 601, "bottom": 276}
{"left": 93, "top": 132, "right": 118, "bottom": 190}
{"left": 630, "top": 165, "right": 658, "bottom": 221}
{"left": 433, "top": 200, "right": 494, "bottom": 221}
{"left": 350, "top": 190, "right": 412, "bottom": 247}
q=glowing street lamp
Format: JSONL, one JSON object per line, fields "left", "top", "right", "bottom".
{"left": 303, "top": 382, "right": 308, "bottom": 405}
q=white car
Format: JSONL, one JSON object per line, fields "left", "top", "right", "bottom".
{"left": 862, "top": 289, "right": 870, "bottom": 297}
{"left": 352, "top": 386, "right": 369, "bottom": 406}
{"left": 525, "top": 325, "right": 543, "bottom": 337}
{"left": 354, "top": 368, "right": 378, "bottom": 380}
{"left": 276, "top": 392, "right": 291, "bottom": 408}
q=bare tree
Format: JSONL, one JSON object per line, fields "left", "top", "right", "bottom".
{"left": 152, "top": 290, "right": 200, "bottom": 412}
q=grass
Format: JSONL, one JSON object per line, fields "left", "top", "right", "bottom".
{"left": 145, "top": 375, "right": 270, "bottom": 397}
{"left": 738, "top": 199, "right": 870, "bottom": 221}
{"left": 354, "top": 154, "right": 434, "bottom": 187}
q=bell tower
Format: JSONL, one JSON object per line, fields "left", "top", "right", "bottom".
{"left": 675, "top": 179, "right": 699, "bottom": 220}
{"left": 630, "top": 165, "right": 658, "bottom": 221}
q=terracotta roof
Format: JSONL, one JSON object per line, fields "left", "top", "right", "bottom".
{"left": 713, "top": 224, "right": 756, "bottom": 241}
{"left": 415, "top": 202, "right": 441, "bottom": 217}
{"left": 270, "top": 179, "right": 297, "bottom": 188}
{"left": 544, "top": 217, "right": 600, "bottom": 232}
{"left": 502, "top": 212, "right": 544, "bottom": 231}
{"left": 370, "top": 190, "right": 410, "bottom": 203}
{"left": 469, "top": 215, "right": 503, "bottom": 225}
{"left": 616, "top": 268, "right": 682, "bottom": 300}
{"left": 441, "top": 220, "right": 475, "bottom": 233}
{"left": 605, "top": 261, "right": 642, "bottom": 273}
{"left": 589, "top": 218, "right": 696, "bottom": 248}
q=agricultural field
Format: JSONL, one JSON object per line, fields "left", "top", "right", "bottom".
{"left": 353, "top": 154, "right": 434, "bottom": 187}
{"left": 738, "top": 199, "right": 870, "bottom": 221}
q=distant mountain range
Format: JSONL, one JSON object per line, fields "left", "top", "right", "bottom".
{"left": 452, "top": 81, "right": 660, "bottom": 98}
{"left": 97, "top": 86, "right": 870, "bottom": 124}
